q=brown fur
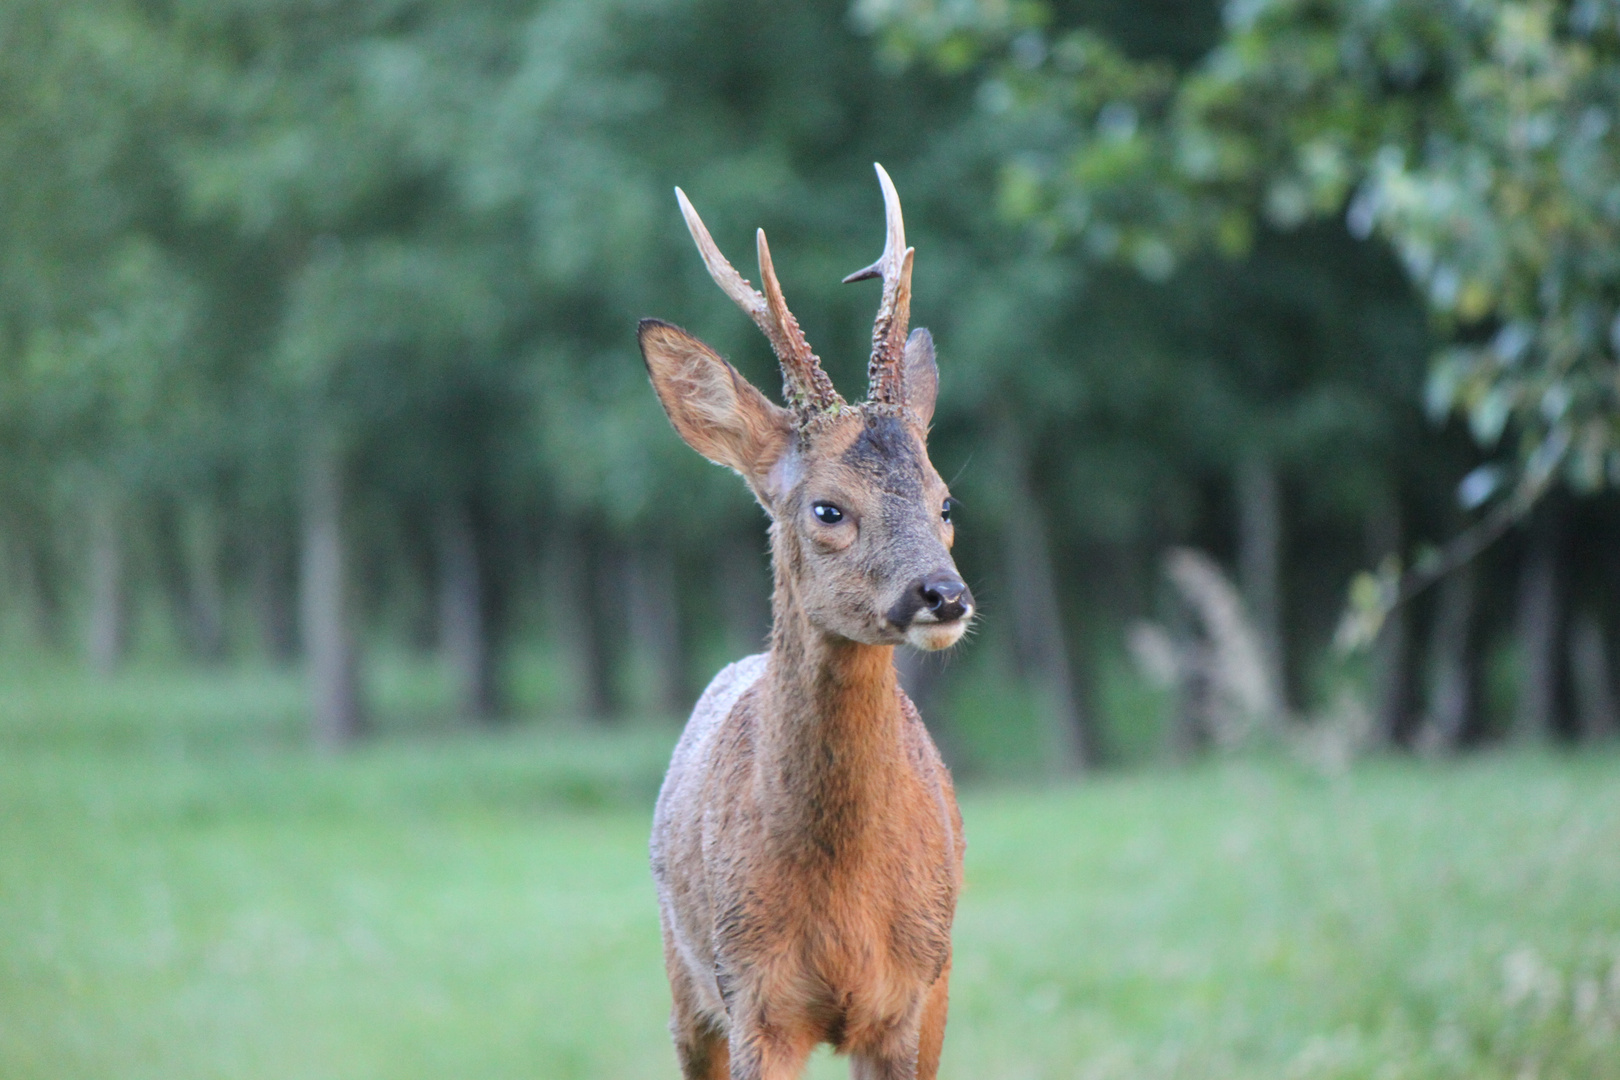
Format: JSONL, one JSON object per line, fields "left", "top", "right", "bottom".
{"left": 640, "top": 320, "right": 971, "bottom": 1080}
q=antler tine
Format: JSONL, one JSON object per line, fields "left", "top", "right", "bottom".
{"left": 841, "top": 162, "right": 907, "bottom": 285}
{"left": 756, "top": 228, "right": 841, "bottom": 414}
{"left": 676, "top": 187, "right": 769, "bottom": 327}
{"left": 674, "top": 187, "right": 840, "bottom": 416}
{"left": 844, "top": 163, "right": 915, "bottom": 406}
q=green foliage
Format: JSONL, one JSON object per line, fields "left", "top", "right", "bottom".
{"left": 871, "top": 0, "right": 1620, "bottom": 504}
{"left": 0, "top": 0, "right": 1611, "bottom": 752}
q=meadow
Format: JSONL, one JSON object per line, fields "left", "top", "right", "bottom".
{"left": 3, "top": 663, "right": 1619, "bottom": 1080}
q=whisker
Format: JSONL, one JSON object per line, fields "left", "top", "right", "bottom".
{"left": 947, "top": 452, "right": 975, "bottom": 489}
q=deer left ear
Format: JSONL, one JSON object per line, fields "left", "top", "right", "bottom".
{"left": 903, "top": 328, "right": 938, "bottom": 428}
{"left": 639, "top": 319, "right": 795, "bottom": 500}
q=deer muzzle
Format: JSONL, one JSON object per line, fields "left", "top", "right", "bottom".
{"left": 890, "top": 569, "right": 974, "bottom": 651}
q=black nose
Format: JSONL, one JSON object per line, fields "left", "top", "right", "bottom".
{"left": 918, "top": 571, "right": 972, "bottom": 623}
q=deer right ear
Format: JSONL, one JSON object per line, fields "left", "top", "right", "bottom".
{"left": 639, "top": 319, "right": 795, "bottom": 497}
{"left": 902, "top": 327, "right": 939, "bottom": 428}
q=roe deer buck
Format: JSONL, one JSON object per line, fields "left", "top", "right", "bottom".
{"left": 638, "top": 164, "right": 974, "bottom": 1080}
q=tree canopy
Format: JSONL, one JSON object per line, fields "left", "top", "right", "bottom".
{"left": 1, "top": 0, "right": 1616, "bottom": 761}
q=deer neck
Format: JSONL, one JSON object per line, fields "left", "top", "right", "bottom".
{"left": 759, "top": 543, "right": 907, "bottom": 853}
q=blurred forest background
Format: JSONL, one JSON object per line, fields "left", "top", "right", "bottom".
{"left": 6, "top": 3, "right": 1620, "bottom": 1079}
{"left": 4, "top": 0, "right": 1619, "bottom": 769}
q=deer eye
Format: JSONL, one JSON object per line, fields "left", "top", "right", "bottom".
{"left": 942, "top": 498, "right": 958, "bottom": 525}
{"left": 812, "top": 502, "right": 844, "bottom": 525}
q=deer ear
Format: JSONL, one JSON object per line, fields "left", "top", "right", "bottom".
{"left": 639, "top": 319, "right": 795, "bottom": 495}
{"left": 902, "top": 327, "right": 938, "bottom": 428}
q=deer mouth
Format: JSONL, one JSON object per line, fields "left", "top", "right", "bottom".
{"left": 905, "top": 617, "right": 971, "bottom": 651}
{"left": 889, "top": 569, "right": 974, "bottom": 651}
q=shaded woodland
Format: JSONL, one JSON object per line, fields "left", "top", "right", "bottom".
{"left": 1, "top": 0, "right": 1617, "bottom": 769}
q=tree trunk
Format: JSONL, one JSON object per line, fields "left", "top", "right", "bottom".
{"left": 299, "top": 437, "right": 364, "bottom": 748}
{"left": 1514, "top": 500, "right": 1568, "bottom": 742}
{"left": 718, "top": 532, "right": 772, "bottom": 658}
{"left": 7, "top": 518, "right": 63, "bottom": 649}
{"left": 180, "top": 501, "right": 227, "bottom": 662}
{"left": 627, "top": 541, "right": 688, "bottom": 718}
{"left": 585, "top": 537, "right": 630, "bottom": 721}
{"left": 250, "top": 518, "right": 298, "bottom": 663}
{"left": 85, "top": 483, "right": 127, "bottom": 676}
{"left": 541, "top": 528, "right": 585, "bottom": 716}
{"left": 897, "top": 646, "right": 958, "bottom": 763}
{"left": 998, "top": 437, "right": 1090, "bottom": 773}
{"left": 436, "top": 498, "right": 498, "bottom": 721}
{"left": 0, "top": 526, "right": 17, "bottom": 641}
{"left": 1236, "top": 454, "right": 1287, "bottom": 712}
{"left": 1570, "top": 611, "right": 1618, "bottom": 741}
{"left": 1168, "top": 646, "right": 1216, "bottom": 760}
{"left": 1419, "top": 560, "right": 1480, "bottom": 753}
{"left": 1365, "top": 491, "right": 1417, "bottom": 746}
{"left": 896, "top": 646, "right": 943, "bottom": 720}
{"left": 546, "top": 524, "right": 623, "bottom": 722}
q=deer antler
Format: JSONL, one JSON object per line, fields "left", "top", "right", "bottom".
{"left": 675, "top": 187, "right": 842, "bottom": 418}
{"left": 843, "top": 163, "right": 914, "bottom": 407}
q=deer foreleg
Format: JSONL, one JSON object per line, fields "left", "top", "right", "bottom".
{"left": 673, "top": 1014, "right": 729, "bottom": 1080}
{"left": 664, "top": 917, "right": 730, "bottom": 1080}
{"left": 847, "top": 990, "right": 933, "bottom": 1080}
{"left": 913, "top": 960, "right": 951, "bottom": 1080}
{"left": 724, "top": 1012, "right": 814, "bottom": 1080}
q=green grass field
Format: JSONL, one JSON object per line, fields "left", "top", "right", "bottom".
{"left": 3, "top": 664, "right": 1619, "bottom": 1079}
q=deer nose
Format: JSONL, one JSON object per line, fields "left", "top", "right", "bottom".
{"left": 918, "top": 571, "right": 972, "bottom": 623}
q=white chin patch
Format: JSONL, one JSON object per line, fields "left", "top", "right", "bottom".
{"left": 905, "top": 620, "right": 967, "bottom": 652}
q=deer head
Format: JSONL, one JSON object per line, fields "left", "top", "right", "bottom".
{"left": 639, "top": 164, "right": 973, "bottom": 651}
